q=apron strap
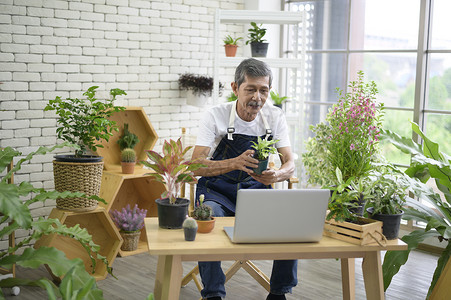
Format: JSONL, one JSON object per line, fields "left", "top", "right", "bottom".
{"left": 227, "top": 101, "right": 237, "bottom": 140}
{"left": 260, "top": 108, "right": 272, "bottom": 140}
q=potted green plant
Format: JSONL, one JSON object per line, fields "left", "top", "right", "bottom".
{"left": 182, "top": 216, "right": 198, "bottom": 241}
{"left": 250, "top": 136, "right": 279, "bottom": 175}
{"left": 120, "top": 148, "right": 136, "bottom": 174}
{"left": 0, "top": 145, "right": 111, "bottom": 298}
{"left": 381, "top": 122, "right": 451, "bottom": 297}
{"left": 192, "top": 194, "right": 215, "bottom": 233}
{"left": 117, "top": 123, "right": 139, "bottom": 151}
{"left": 110, "top": 204, "right": 147, "bottom": 251}
{"left": 178, "top": 73, "right": 224, "bottom": 107}
{"left": 226, "top": 91, "right": 238, "bottom": 102}
{"left": 142, "top": 138, "right": 205, "bottom": 229}
{"left": 223, "top": 34, "right": 242, "bottom": 57}
{"left": 246, "top": 22, "right": 268, "bottom": 57}
{"left": 45, "top": 86, "right": 126, "bottom": 211}
{"left": 302, "top": 71, "right": 384, "bottom": 222}
{"left": 270, "top": 90, "right": 290, "bottom": 109}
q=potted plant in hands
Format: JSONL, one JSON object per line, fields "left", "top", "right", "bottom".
{"left": 178, "top": 73, "right": 224, "bottom": 107}
{"left": 182, "top": 216, "right": 198, "bottom": 241}
{"left": 223, "top": 34, "right": 242, "bottom": 57}
{"left": 45, "top": 86, "right": 126, "bottom": 211}
{"left": 110, "top": 204, "right": 147, "bottom": 251}
{"left": 250, "top": 136, "right": 279, "bottom": 175}
{"left": 120, "top": 148, "right": 136, "bottom": 174}
{"left": 270, "top": 90, "right": 290, "bottom": 109}
{"left": 192, "top": 194, "right": 215, "bottom": 233}
{"left": 246, "top": 22, "right": 268, "bottom": 57}
{"left": 142, "top": 138, "right": 205, "bottom": 229}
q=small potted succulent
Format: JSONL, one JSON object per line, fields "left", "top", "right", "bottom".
{"left": 270, "top": 90, "right": 290, "bottom": 109}
{"left": 182, "top": 216, "right": 198, "bottom": 241}
{"left": 142, "top": 138, "right": 205, "bottom": 229}
{"left": 178, "top": 73, "right": 224, "bottom": 107}
{"left": 192, "top": 194, "right": 215, "bottom": 233}
{"left": 250, "top": 136, "right": 279, "bottom": 175}
{"left": 110, "top": 204, "right": 147, "bottom": 251}
{"left": 120, "top": 148, "right": 136, "bottom": 174}
{"left": 246, "top": 22, "right": 268, "bottom": 57}
{"left": 223, "top": 34, "right": 242, "bottom": 57}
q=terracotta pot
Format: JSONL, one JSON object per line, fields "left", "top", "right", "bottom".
{"left": 224, "top": 44, "right": 238, "bottom": 57}
{"left": 121, "top": 162, "right": 135, "bottom": 174}
{"left": 196, "top": 217, "right": 216, "bottom": 233}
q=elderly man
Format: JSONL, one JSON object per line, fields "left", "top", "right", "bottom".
{"left": 191, "top": 58, "right": 297, "bottom": 300}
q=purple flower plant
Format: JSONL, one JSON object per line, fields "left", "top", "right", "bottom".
{"left": 110, "top": 204, "right": 147, "bottom": 233}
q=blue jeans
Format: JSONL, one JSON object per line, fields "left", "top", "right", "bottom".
{"left": 198, "top": 201, "right": 298, "bottom": 299}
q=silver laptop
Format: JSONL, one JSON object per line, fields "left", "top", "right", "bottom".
{"left": 224, "top": 189, "right": 329, "bottom": 243}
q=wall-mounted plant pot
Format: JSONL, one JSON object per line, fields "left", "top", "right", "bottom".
{"left": 186, "top": 90, "right": 209, "bottom": 107}
{"left": 224, "top": 44, "right": 238, "bottom": 57}
{"left": 250, "top": 42, "right": 269, "bottom": 57}
{"left": 367, "top": 207, "right": 404, "bottom": 240}
{"left": 253, "top": 159, "right": 268, "bottom": 175}
{"left": 155, "top": 198, "right": 189, "bottom": 229}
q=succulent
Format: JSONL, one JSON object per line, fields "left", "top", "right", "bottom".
{"left": 110, "top": 204, "right": 147, "bottom": 232}
{"left": 193, "top": 194, "right": 213, "bottom": 221}
{"left": 117, "top": 123, "right": 139, "bottom": 150}
{"left": 121, "top": 148, "right": 136, "bottom": 163}
{"left": 182, "top": 217, "right": 198, "bottom": 229}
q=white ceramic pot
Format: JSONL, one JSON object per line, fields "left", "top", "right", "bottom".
{"left": 186, "top": 90, "right": 209, "bottom": 107}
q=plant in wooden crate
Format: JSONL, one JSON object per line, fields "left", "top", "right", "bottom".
{"left": 302, "top": 70, "right": 385, "bottom": 221}
{"left": 250, "top": 136, "right": 279, "bottom": 175}
{"left": 0, "top": 145, "right": 111, "bottom": 298}
{"left": 223, "top": 34, "right": 242, "bottom": 57}
{"left": 246, "top": 22, "right": 268, "bottom": 57}
{"left": 192, "top": 194, "right": 215, "bottom": 233}
{"left": 142, "top": 138, "right": 206, "bottom": 229}
{"left": 110, "top": 204, "right": 147, "bottom": 251}
{"left": 178, "top": 73, "right": 224, "bottom": 107}
{"left": 182, "top": 217, "right": 198, "bottom": 241}
{"left": 270, "top": 90, "right": 290, "bottom": 108}
{"left": 381, "top": 122, "right": 451, "bottom": 298}
{"left": 44, "top": 86, "right": 126, "bottom": 211}
{"left": 120, "top": 148, "right": 136, "bottom": 174}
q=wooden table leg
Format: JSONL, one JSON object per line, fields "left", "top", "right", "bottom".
{"left": 154, "top": 255, "right": 183, "bottom": 300}
{"left": 341, "top": 258, "right": 355, "bottom": 300}
{"left": 362, "top": 251, "right": 384, "bottom": 300}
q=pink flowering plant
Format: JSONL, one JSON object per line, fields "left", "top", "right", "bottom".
{"left": 111, "top": 204, "right": 147, "bottom": 233}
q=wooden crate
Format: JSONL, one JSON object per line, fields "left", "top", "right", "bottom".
{"left": 96, "top": 106, "right": 158, "bottom": 171}
{"left": 34, "top": 207, "right": 122, "bottom": 281}
{"left": 323, "top": 217, "right": 386, "bottom": 246}
{"left": 99, "top": 169, "right": 166, "bottom": 257}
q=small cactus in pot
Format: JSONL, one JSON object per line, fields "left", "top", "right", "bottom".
{"left": 182, "top": 216, "right": 198, "bottom": 241}
{"left": 121, "top": 148, "right": 136, "bottom": 174}
{"left": 193, "top": 194, "right": 215, "bottom": 233}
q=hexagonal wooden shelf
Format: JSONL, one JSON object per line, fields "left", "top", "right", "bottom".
{"left": 34, "top": 207, "right": 122, "bottom": 281}
{"left": 96, "top": 106, "right": 158, "bottom": 171}
{"left": 99, "top": 168, "right": 166, "bottom": 257}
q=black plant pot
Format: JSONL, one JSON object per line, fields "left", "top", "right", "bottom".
{"left": 155, "top": 198, "right": 190, "bottom": 229}
{"left": 253, "top": 159, "right": 268, "bottom": 175}
{"left": 54, "top": 154, "right": 103, "bottom": 163}
{"left": 184, "top": 227, "right": 197, "bottom": 241}
{"left": 367, "top": 207, "right": 404, "bottom": 240}
{"left": 250, "top": 42, "right": 269, "bottom": 57}
{"left": 274, "top": 104, "right": 282, "bottom": 109}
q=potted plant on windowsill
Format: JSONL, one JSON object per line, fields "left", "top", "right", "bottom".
{"left": 178, "top": 73, "right": 224, "bottom": 107}
{"left": 192, "top": 194, "right": 215, "bottom": 233}
{"left": 110, "top": 204, "right": 147, "bottom": 251}
{"left": 246, "top": 22, "right": 268, "bottom": 57}
{"left": 250, "top": 136, "right": 279, "bottom": 175}
{"left": 45, "top": 86, "right": 126, "bottom": 211}
{"left": 270, "top": 90, "right": 290, "bottom": 109}
{"left": 223, "top": 34, "right": 242, "bottom": 57}
{"left": 142, "top": 138, "right": 206, "bottom": 229}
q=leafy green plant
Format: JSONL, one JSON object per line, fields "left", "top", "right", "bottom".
{"left": 246, "top": 22, "right": 267, "bottom": 44}
{"left": 223, "top": 35, "right": 242, "bottom": 45}
{"left": 381, "top": 122, "right": 451, "bottom": 298}
{"left": 142, "top": 138, "right": 206, "bottom": 204}
{"left": 226, "top": 92, "right": 238, "bottom": 102}
{"left": 0, "top": 144, "right": 112, "bottom": 299}
{"left": 250, "top": 136, "right": 279, "bottom": 161}
{"left": 45, "top": 86, "right": 126, "bottom": 157}
{"left": 117, "top": 123, "right": 139, "bottom": 151}
{"left": 121, "top": 148, "right": 136, "bottom": 163}
{"left": 270, "top": 90, "right": 290, "bottom": 105}
{"left": 193, "top": 194, "right": 213, "bottom": 221}
{"left": 178, "top": 73, "right": 224, "bottom": 97}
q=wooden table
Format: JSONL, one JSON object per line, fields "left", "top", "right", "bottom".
{"left": 145, "top": 217, "right": 407, "bottom": 300}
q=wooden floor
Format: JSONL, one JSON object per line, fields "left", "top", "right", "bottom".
{"left": 4, "top": 249, "right": 438, "bottom": 299}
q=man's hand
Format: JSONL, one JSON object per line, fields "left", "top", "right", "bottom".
{"left": 251, "top": 169, "right": 278, "bottom": 185}
{"left": 235, "top": 149, "right": 259, "bottom": 175}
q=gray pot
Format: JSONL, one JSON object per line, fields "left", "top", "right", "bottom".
{"left": 250, "top": 42, "right": 269, "bottom": 57}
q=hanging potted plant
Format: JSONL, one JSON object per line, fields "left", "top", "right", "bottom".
{"left": 270, "top": 90, "right": 290, "bottom": 109}
{"left": 110, "top": 204, "right": 147, "bottom": 251}
{"left": 142, "top": 138, "right": 205, "bottom": 229}
{"left": 192, "top": 194, "right": 215, "bottom": 233}
{"left": 178, "top": 73, "right": 224, "bottom": 107}
{"left": 44, "top": 86, "right": 126, "bottom": 211}
{"left": 246, "top": 22, "right": 268, "bottom": 57}
{"left": 223, "top": 34, "right": 242, "bottom": 57}
{"left": 250, "top": 136, "right": 279, "bottom": 175}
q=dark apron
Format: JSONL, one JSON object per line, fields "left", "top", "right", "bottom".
{"left": 196, "top": 133, "right": 272, "bottom": 213}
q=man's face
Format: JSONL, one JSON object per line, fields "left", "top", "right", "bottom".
{"left": 232, "top": 75, "right": 270, "bottom": 121}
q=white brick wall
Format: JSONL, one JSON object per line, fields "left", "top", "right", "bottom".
{"left": 0, "top": 0, "right": 245, "bottom": 248}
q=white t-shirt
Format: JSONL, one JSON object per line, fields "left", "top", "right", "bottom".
{"left": 196, "top": 102, "right": 291, "bottom": 156}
